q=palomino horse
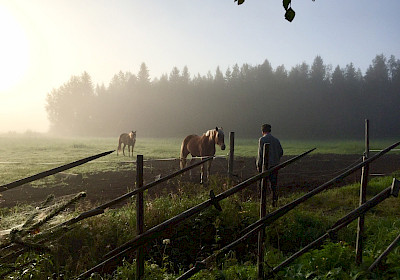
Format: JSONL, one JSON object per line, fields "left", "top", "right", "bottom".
{"left": 180, "top": 127, "right": 226, "bottom": 184}
{"left": 117, "top": 131, "right": 136, "bottom": 156}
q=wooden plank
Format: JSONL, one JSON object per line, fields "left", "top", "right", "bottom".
{"left": 0, "top": 150, "right": 114, "bottom": 192}
{"left": 356, "top": 119, "right": 370, "bottom": 265}
{"left": 258, "top": 144, "right": 269, "bottom": 279}
{"left": 136, "top": 155, "right": 144, "bottom": 279}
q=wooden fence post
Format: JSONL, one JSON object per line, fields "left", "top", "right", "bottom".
{"left": 257, "top": 143, "right": 269, "bottom": 279}
{"left": 228, "top": 132, "right": 235, "bottom": 178}
{"left": 136, "top": 155, "right": 144, "bottom": 279}
{"left": 356, "top": 119, "right": 369, "bottom": 265}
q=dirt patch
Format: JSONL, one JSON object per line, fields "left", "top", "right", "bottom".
{"left": 1, "top": 154, "right": 400, "bottom": 209}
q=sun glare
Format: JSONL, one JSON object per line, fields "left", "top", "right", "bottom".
{"left": 0, "top": 6, "right": 30, "bottom": 92}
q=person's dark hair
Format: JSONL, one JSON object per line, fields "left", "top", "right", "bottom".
{"left": 261, "top": 124, "right": 271, "bottom": 133}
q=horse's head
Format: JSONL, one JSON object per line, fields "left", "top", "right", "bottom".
{"left": 129, "top": 131, "right": 136, "bottom": 140}
{"left": 216, "top": 127, "right": 226, "bottom": 150}
{"left": 207, "top": 127, "right": 225, "bottom": 150}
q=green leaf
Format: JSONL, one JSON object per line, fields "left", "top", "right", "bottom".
{"left": 283, "top": 0, "right": 291, "bottom": 10}
{"left": 285, "top": 7, "right": 295, "bottom": 22}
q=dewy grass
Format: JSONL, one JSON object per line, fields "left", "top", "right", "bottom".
{"left": 0, "top": 204, "right": 36, "bottom": 231}
{"left": 1, "top": 135, "right": 400, "bottom": 278}
{"left": 1, "top": 172, "right": 400, "bottom": 279}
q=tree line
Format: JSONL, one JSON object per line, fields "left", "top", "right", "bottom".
{"left": 45, "top": 54, "right": 400, "bottom": 139}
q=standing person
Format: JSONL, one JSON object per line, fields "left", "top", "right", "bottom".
{"left": 256, "top": 124, "right": 283, "bottom": 207}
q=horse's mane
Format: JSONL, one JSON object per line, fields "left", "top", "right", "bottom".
{"left": 205, "top": 128, "right": 223, "bottom": 138}
{"left": 205, "top": 129, "right": 214, "bottom": 137}
{"left": 128, "top": 131, "right": 136, "bottom": 139}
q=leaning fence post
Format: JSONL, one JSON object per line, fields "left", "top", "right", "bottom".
{"left": 257, "top": 143, "right": 269, "bottom": 279}
{"left": 136, "top": 155, "right": 144, "bottom": 279}
{"left": 228, "top": 132, "right": 235, "bottom": 178}
{"left": 356, "top": 119, "right": 369, "bottom": 265}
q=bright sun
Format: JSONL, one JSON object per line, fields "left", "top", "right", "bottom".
{"left": 0, "top": 6, "right": 30, "bottom": 92}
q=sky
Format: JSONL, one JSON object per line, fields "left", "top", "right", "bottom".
{"left": 0, "top": 0, "right": 399, "bottom": 133}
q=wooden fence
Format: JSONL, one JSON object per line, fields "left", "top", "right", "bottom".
{"left": 1, "top": 132, "right": 400, "bottom": 279}
{"left": 0, "top": 153, "right": 216, "bottom": 278}
{"left": 78, "top": 139, "right": 400, "bottom": 279}
{"left": 78, "top": 147, "right": 316, "bottom": 279}
{"left": 178, "top": 141, "right": 400, "bottom": 280}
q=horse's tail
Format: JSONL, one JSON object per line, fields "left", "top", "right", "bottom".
{"left": 180, "top": 141, "right": 185, "bottom": 169}
{"left": 117, "top": 136, "right": 122, "bottom": 155}
{"left": 180, "top": 135, "right": 195, "bottom": 169}
{"left": 180, "top": 136, "right": 190, "bottom": 169}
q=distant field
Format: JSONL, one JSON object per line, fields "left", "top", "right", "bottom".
{"left": 0, "top": 134, "right": 398, "bottom": 186}
{"left": 233, "top": 138, "right": 399, "bottom": 156}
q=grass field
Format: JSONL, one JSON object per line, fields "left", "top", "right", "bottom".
{"left": 1, "top": 134, "right": 400, "bottom": 279}
{"left": 0, "top": 134, "right": 398, "bottom": 186}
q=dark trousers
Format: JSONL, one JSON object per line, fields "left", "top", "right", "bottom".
{"left": 268, "top": 169, "right": 279, "bottom": 207}
{"left": 259, "top": 169, "right": 279, "bottom": 207}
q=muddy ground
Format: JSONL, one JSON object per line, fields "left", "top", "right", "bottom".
{"left": 1, "top": 154, "right": 400, "bottom": 209}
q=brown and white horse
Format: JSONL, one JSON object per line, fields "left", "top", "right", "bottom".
{"left": 180, "top": 127, "right": 226, "bottom": 183}
{"left": 117, "top": 131, "right": 136, "bottom": 156}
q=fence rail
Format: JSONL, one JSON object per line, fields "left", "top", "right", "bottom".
{"left": 0, "top": 150, "right": 114, "bottom": 193}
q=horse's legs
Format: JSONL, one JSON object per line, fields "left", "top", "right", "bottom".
{"left": 200, "top": 159, "right": 212, "bottom": 184}
{"left": 128, "top": 145, "right": 131, "bottom": 157}
{"left": 189, "top": 158, "right": 196, "bottom": 180}
{"left": 180, "top": 157, "right": 186, "bottom": 169}
{"left": 122, "top": 143, "right": 126, "bottom": 156}
{"left": 200, "top": 162, "right": 205, "bottom": 184}
{"left": 207, "top": 159, "right": 212, "bottom": 182}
